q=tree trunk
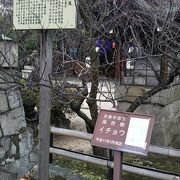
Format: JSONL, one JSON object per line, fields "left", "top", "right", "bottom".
{"left": 86, "top": 50, "right": 99, "bottom": 126}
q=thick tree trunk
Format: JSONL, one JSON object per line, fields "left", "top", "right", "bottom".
{"left": 86, "top": 50, "right": 109, "bottom": 156}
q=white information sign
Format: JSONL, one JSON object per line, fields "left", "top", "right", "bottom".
{"left": 13, "top": 0, "right": 77, "bottom": 30}
{"left": 125, "top": 117, "right": 150, "bottom": 149}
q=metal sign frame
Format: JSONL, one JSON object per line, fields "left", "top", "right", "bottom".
{"left": 91, "top": 109, "right": 155, "bottom": 156}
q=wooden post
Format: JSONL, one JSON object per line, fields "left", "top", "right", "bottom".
{"left": 113, "top": 151, "right": 123, "bottom": 180}
{"left": 160, "top": 57, "right": 168, "bottom": 82}
{"left": 107, "top": 150, "right": 114, "bottom": 180}
{"left": 38, "top": 30, "right": 53, "bottom": 180}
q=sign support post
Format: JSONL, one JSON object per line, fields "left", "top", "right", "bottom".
{"left": 91, "top": 109, "right": 155, "bottom": 180}
{"left": 38, "top": 30, "right": 53, "bottom": 180}
{"left": 13, "top": 1, "right": 77, "bottom": 179}
{"left": 113, "top": 151, "right": 123, "bottom": 180}
{"left": 108, "top": 150, "right": 113, "bottom": 180}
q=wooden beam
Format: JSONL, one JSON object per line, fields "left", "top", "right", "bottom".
{"left": 38, "top": 30, "right": 53, "bottom": 180}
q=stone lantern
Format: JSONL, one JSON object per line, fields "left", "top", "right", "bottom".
{"left": 0, "top": 34, "right": 18, "bottom": 67}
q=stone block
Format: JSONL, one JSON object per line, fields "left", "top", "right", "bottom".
{"left": 173, "top": 85, "right": 180, "bottom": 99}
{"left": 167, "top": 103, "right": 175, "bottom": 119}
{"left": 151, "top": 128, "right": 166, "bottom": 145}
{"left": 0, "top": 132, "right": 34, "bottom": 178}
{"left": 150, "top": 94, "right": 167, "bottom": 105}
{"left": 7, "top": 89, "right": 21, "bottom": 110}
{"left": 127, "top": 86, "right": 146, "bottom": 102}
{"left": 117, "top": 102, "right": 132, "bottom": 112}
{"left": 0, "top": 107, "right": 26, "bottom": 137}
{"left": 0, "top": 91, "right": 9, "bottom": 113}
{"left": 150, "top": 85, "right": 180, "bottom": 105}
{"left": 146, "top": 77, "right": 158, "bottom": 86}
{"left": 0, "top": 137, "right": 11, "bottom": 152}
{"left": 97, "top": 101, "right": 115, "bottom": 110}
{"left": 0, "top": 70, "right": 16, "bottom": 89}
{"left": 29, "top": 152, "right": 38, "bottom": 163}
{"left": 135, "top": 104, "right": 162, "bottom": 117}
{"left": 1, "top": 154, "right": 34, "bottom": 178}
{"left": 123, "top": 76, "right": 134, "bottom": 84}
{"left": 114, "top": 85, "right": 129, "bottom": 100}
{"left": 163, "top": 115, "right": 180, "bottom": 146}
{"left": 173, "top": 101, "right": 180, "bottom": 115}
{"left": 177, "top": 117, "right": 180, "bottom": 135}
{"left": 10, "top": 143, "right": 16, "bottom": 155}
{"left": 0, "top": 130, "right": 2, "bottom": 137}
{"left": 134, "top": 76, "right": 146, "bottom": 85}
{"left": 0, "top": 147, "right": 6, "bottom": 160}
{"left": 19, "top": 131, "right": 33, "bottom": 157}
{"left": 0, "top": 42, "right": 18, "bottom": 68}
{"left": 5, "top": 157, "right": 15, "bottom": 164}
{"left": 0, "top": 170, "right": 17, "bottom": 180}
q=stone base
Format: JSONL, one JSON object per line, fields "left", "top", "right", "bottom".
{"left": 0, "top": 169, "right": 17, "bottom": 180}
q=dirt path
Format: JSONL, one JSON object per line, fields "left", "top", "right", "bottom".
{"left": 53, "top": 115, "right": 93, "bottom": 154}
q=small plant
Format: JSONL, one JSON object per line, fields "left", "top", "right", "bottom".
{"left": 21, "top": 87, "right": 39, "bottom": 120}
{"left": 21, "top": 87, "right": 39, "bottom": 106}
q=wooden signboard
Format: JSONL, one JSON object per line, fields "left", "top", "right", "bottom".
{"left": 13, "top": 0, "right": 77, "bottom": 30}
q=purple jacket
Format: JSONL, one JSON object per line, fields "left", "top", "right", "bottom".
{"left": 96, "top": 38, "right": 113, "bottom": 58}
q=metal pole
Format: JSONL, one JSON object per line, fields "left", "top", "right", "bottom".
{"left": 50, "top": 127, "right": 180, "bottom": 158}
{"left": 50, "top": 147, "right": 113, "bottom": 167}
{"left": 113, "top": 151, "right": 123, "bottom": 180}
{"left": 49, "top": 133, "right": 53, "bottom": 163}
{"left": 50, "top": 147, "right": 180, "bottom": 180}
{"left": 38, "top": 30, "right": 53, "bottom": 180}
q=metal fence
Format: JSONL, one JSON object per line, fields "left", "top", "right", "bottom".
{"left": 50, "top": 127, "right": 180, "bottom": 180}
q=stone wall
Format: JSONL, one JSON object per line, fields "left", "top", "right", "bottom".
{"left": 0, "top": 70, "right": 36, "bottom": 178}
{"left": 116, "top": 79, "right": 180, "bottom": 146}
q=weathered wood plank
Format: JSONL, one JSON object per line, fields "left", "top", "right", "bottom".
{"left": 38, "top": 30, "right": 53, "bottom": 180}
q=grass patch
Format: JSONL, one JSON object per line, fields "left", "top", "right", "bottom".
{"left": 124, "top": 153, "right": 180, "bottom": 174}
{"left": 53, "top": 143, "right": 180, "bottom": 180}
{"left": 53, "top": 153, "right": 180, "bottom": 180}
{"left": 123, "top": 153, "right": 180, "bottom": 180}
{"left": 53, "top": 155, "right": 108, "bottom": 180}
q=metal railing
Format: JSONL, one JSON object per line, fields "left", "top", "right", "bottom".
{"left": 49, "top": 127, "right": 180, "bottom": 180}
